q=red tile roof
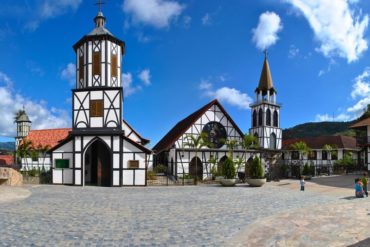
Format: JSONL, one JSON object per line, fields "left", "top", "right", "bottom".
{"left": 0, "top": 155, "right": 14, "bottom": 166}
{"left": 282, "top": 136, "right": 357, "bottom": 150}
{"left": 24, "top": 128, "right": 71, "bottom": 149}
{"left": 153, "top": 99, "right": 244, "bottom": 153}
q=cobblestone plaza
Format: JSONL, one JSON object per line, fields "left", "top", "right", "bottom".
{"left": 2, "top": 177, "right": 369, "bottom": 246}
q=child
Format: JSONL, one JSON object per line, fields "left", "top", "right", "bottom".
{"left": 355, "top": 178, "right": 364, "bottom": 198}
{"left": 300, "top": 176, "right": 305, "bottom": 191}
{"left": 361, "top": 172, "right": 369, "bottom": 197}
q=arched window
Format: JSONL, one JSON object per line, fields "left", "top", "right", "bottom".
{"left": 258, "top": 108, "right": 263, "bottom": 126}
{"left": 273, "top": 110, "right": 278, "bottom": 127}
{"left": 252, "top": 110, "right": 257, "bottom": 127}
{"left": 270, "top": 133, "right": 276, "bottom": 150}
{"left": 266, "top": 109, "right": 271, "bottom": 126}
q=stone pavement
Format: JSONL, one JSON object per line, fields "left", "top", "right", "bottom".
{"left": 0, "top": 175, "right": 368, "bottom": 246}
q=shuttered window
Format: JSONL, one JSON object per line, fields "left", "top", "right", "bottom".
{"left": 93, "top": 52, "right": 101, "bottom": 75}
{"left": 90, "top": 100, "right": 103, "bottom": 117}
{"left": 111, "top": 54, "right": 117, "bottom": 77}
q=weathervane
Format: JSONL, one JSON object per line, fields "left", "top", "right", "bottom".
{"left": 95, "top": 0, "right": 106, "bottom": 12}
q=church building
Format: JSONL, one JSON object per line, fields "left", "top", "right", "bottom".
{"left": 16, "top": 9, "right": 151, "bottom": 187}
{"left": 153, "top": 54, "right": 282, "bottom": 180}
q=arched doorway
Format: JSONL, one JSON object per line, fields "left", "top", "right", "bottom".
{"left": 189, "top": 157, "right": 203, "bottom": 181}
{"left": 218, "top": 155, "right": 227, "bottom": 175}
{"left": 84, "top": 139, "right": 112, "bottom": 186}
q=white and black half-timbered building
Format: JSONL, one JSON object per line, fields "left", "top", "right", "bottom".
{"left": 50, "top": 10, "right": 151, "bottom": 187}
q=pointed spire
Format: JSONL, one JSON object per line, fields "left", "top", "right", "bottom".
{"left": 256, "top": 50, "right": 275, "bottom": 95}
{"left": 94, "top": 0, "right": 106, "bottom": 28}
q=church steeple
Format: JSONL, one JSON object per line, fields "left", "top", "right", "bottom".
{"left": 256, "top": 51, "right": 275, "bottom": 95}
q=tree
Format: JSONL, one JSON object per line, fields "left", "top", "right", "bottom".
{"left": 241, "top": 133, "right": 259, "bottom": 166}
{"left": 17, "top": 139, "right": 32, "bottom": 170}
{"left": 183, "top": 132, "right": 209, "bottom": 184}
{"left": 323, "top": 144, "right": 335, "bottom": 175}
{"left": 290, "top": 141, "right": 310, "bottom": 167}
{"left": 14, "top": 109, "right": 26, "bottom": 123}
{"left": 37, "top": 144, "right": 51, "bottom": 170}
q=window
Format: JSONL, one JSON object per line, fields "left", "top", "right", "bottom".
{"left": 93, "top": 52, "right": 101, "bottom": 75}
{"left": 331, "top": 150, "right": 338, "bottom": 160}
{"left": 252, "top": 110, "right": 257, "bottom": 127}
{"left": 111, "top": 54, "right": 117, "bottom": 77}
{"left": 266, "top": 109, "right": 271, "bottom": 126}
{"left": 55, "top": 159, "right": 69, "bottom": 169}
{"left": 308, "top": 151, "right": 317, "bottom": 160}
{"left": 128, "top": 160, "right": 139, "bottom": 169}
{"left": 273, "top": 110, "right": 278, "bottom": 127}
{"left": 79, "top": 55, "right": 84, "bottom": 81}
{"left": 270, "top": 133, "right": 276, "bottom": 149}
{"left": 90, "top": 100, "right": 103, "bottom": 117}
{"left": 258, "top": 108, "right": 263, "bottom": 126}
{"left": 322, "top": 151, "right": 327, "bottom": 160}
{"left": 291, "top": 151, "right": 299, "bottom": 160}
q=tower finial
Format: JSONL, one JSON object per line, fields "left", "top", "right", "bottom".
{"left": 264, "top": 49, "right": 268, "bottom": 59}
{"left": 95, "top": 0, "right": 106, "bottom": 12}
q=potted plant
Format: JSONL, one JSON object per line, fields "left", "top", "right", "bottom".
{"left": 220, "top": 156, "right": 237, "bottom": 186}
{"left": 182, "top": 174, "right": 195, "bottom": 185}
{"left": 246, "top": 156, "right": 266, "bottom": 187}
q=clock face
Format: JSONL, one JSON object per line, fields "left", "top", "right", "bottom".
{"left": 202, "top": 121, "right": 227, "bottom": 148}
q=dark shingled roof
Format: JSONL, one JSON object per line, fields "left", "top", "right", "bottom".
{"left": 153, "top": 99, "right": 244, "bottom": 153}
{"left": 282, "top": 136, "right": 357, "bottom": 150}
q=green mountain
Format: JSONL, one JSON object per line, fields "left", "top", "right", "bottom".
{"left": 0, "top": 142, "right": 15, "bottom": 151}
{"left": 282, "top": 121, "right": 355, "bottom": 140}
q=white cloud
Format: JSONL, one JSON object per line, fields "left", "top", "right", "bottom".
{"left": 202, "top": 13, "right": 211, "bottom": 26}
{"left": 315, "top": 113, "right": 351, "bottom": 122}
{"left": 351, "top": 67, "right": 370, "bottom": 98}
{"left": 26, "top": 0, "right": 82, "bottom": 31}
{"left": 138, "top": 69, "right": 151, "bottom": 85}
{"left": 288, "top": 45, "right": 300, "bottom": 58}
{"left": 252, "top": 11, "right": 283, "bottom": 51}
{"left": 199, "top": 81, "right": 252, "bottom": 109}
{"left": 122, "top": 0, "right": 185, "bottom": 29}
{"left": 61, "top": 63, "right": 75, "bottom": 85}
{"left": 0, "top": 71, "right": 69, "bottom": 137}
{"left": 199, "top": 80, "right": 212, "bottom": 90}
{"left": 285, "top": 0, "right": 368, "bottom": 63}
{"left": 122, "top": 72, "right": 139, "bottom": 97}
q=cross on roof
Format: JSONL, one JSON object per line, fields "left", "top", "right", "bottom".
{"left": 95, "top": 0, "right": 106, "bottom": 12}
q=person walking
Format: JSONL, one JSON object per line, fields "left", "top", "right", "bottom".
{"left": 300, "top": 176, "right": 305, "bottom": 191}
{"left": 361, "top": 172, "right": 369, "bottom": 197}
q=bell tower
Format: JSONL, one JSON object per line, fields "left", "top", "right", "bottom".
{"left": 72, "top": 8, "right": 124, "bottom": 133}
{"left": 15, "top": 108, "right": 31, "bottom": 150}
{"left": 249, "top": 52, "right": 282, "bottom": 150}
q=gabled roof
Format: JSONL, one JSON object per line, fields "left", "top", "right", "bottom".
{"left": 123, "top": 119, "right": 150, "bottom": 145}
{"left": 24, "top": 128, "right": 71, "bottom": 149}
{"left": 256, "top": 56, "right": 275, "bottom": 95}
{"left": 153, "top": 99, "right": 244, "bottom": 153}
{"left": 123, "top": 136, "right": 152, "bottom": 154}
{"left": 350, "top": 117, "right": 370, "bottom": 129}
{"left": 282, "top": 136, "right": 357, "bottom": 150}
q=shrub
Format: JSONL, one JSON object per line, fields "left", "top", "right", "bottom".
{"left": 223, "top": 157, "right": 236, "bottom": 179}
{"left": 302, "top": 163, "right": 311, "bottom": 176}
{"left": 147, "top": 171, "right": 157, "bottom": 180}
{"left": 182, "top": 174, "right": 193, "bottom": 179}
{"left": 28, "top": 168, "right": 39, "bottom": 177}
{"left": 154, "top": 164, "right": 167, "bottom": 174}
{"left": 250, "top": 157, "right": 264, "bottom": 179}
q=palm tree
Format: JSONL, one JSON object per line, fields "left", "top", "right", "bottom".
{"left": 225, "top": 139, "right": 238, "bottom": 156}
{"left": 14, "top": 109, "right": 26, "bottom": 123}
{"left": 17, "top": 139, "right": 32, "bottom": 170}
{"left": 323, "top": 144, "right": 335, "bottom": 175}
{"left": 290, "top": 141, "right": 310, "bottom": 169}
{"left": 37, "top": 144, "right": 51, "bottom": 170}
{"left": 183, "top": 132, "right": 209, "bottom": 184}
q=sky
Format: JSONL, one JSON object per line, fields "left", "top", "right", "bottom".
{"left": 0, "top": 0, "right": 370, "bottom": 147}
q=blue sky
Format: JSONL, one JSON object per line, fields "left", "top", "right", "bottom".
{"left": 0, "top": 0, "right": 370, "bottom": 147}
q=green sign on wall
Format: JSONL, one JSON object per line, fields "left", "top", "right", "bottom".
{"left": 55, "top": 159, "right": 69, "bottom": 169}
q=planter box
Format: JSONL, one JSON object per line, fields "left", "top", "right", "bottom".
{"left": 220, "top": 178, "right": 236, "bottom": 187}
{"left": 245, "top": 178, "right": 266, "bottom": 187}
